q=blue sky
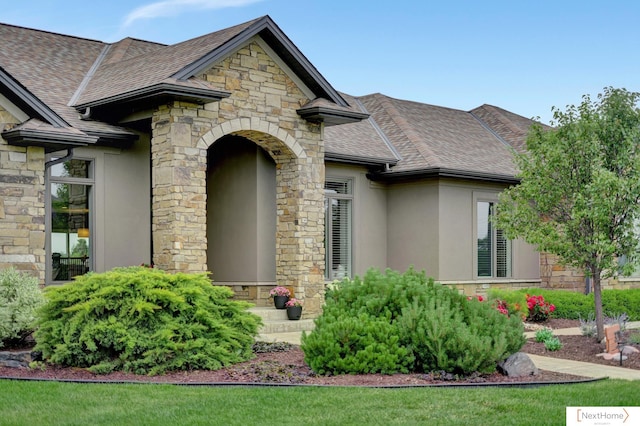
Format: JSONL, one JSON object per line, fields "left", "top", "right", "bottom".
{"left": 4, "top": 0, "right": 639, "bottom": 124}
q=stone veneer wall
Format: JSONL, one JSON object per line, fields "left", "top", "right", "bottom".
{"left": 540, "top": 252, "right": 640, "bottom": 292}
{"left": 0, "top": 106, "right": 46, "bottom": 282}
{"left": 151, "top": 40, "right": 326, "bottom": 316}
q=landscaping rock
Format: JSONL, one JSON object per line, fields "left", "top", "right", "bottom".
{"left": 0, "top": 350, "right": 33, "bottom": 368}
{"left": 498, "top": 352, "right": 539, "bottom": 377}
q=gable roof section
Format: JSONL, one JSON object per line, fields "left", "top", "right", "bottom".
{"left": 73, "top": 15, "right": 357, "bottom": 125}
{"left": 354, "top": 94, "right": 521, "bottom": 182}
{"left": 0, "top": 23, "right": 138, "bottom": 148}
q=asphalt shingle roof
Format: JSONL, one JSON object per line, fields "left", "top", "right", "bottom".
{"left": 1, "top": 18, "right": 539, "bottom": 180}
{"left": 75, "top": 18, "right": 259, "bottom": 106}
{"left": 470, "top": 104, "right": 544, "bottom": 153}
{"left": 346, "top": 93, "right": 524, "bottom": 177}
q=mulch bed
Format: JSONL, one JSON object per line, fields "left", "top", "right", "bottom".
{"left": 1, "top": 318, "right": 636, "bottom": 387}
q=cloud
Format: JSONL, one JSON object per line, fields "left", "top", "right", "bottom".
{"left": 122, "top": 0, "right": 263, "bottom": 27}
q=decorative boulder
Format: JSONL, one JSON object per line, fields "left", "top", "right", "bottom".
{"left": 498, "top": 352, "right": 539, "bottom": 377}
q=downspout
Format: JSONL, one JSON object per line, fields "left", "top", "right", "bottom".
{"left": 45, "top": 148, "right": 74, "bottom": 169}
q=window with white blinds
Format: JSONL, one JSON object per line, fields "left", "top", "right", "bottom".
{"left": 325, "top": 178, "right": 353, "bottom": 280}
{"left": 477, "top": 201, "right": 512, "bottom": 278}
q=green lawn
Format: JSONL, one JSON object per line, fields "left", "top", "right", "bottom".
{"left": 1, "top": 379, "right": 639, "bottom": 425}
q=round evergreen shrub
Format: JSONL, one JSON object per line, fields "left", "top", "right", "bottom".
{"left": 0, "top": 267, "right": 45, "bottom": 347}
{"left": 34, "top": 267, "right": 261, "bottom": 375}
{"left": 301, "top": 268, "right": 525, "bottom": 376}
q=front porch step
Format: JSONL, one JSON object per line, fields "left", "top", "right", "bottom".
{"left": 249, "top": 307, "right": 315, "bottom": 335}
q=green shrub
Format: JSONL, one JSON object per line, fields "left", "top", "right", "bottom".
{"left": 301, "top": 312, "right": 412, "bottom": 375}
{"left": 602, "top": 290, "right": 640, "bottom": 320}
{"left": 34, "top": 267, "right": 261, "bottom": 375}
{"left": 544, "top": 337, "right": 563, "bottom": 351}
{"left": 302, "top": 268, "right": 525, "bottom": 376}
{"left": 534, "top": 328, "right": 554, "bottom": 343}
{"left": 0, "top": 267, "right": 45, "bottom": 347}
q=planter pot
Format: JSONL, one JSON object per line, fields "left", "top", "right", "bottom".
{"left": 286, "top": 306, "right": 302, "bottom": 320}
{"left": 273, "top": 295, "right": 289, "bottom": 309}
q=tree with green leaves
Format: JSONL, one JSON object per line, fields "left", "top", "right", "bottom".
{"left": 496, "top": 87, "right": 640, "bottom": 341}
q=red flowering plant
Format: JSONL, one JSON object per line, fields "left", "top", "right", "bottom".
{"left": 525, "top": 294, "right": 555, "bottom": 322}
{"left": 466, "top": 295, "right": 484, "bottom": 302}
{"left": 494, "top": 299, "right": 509, "bottom": 316}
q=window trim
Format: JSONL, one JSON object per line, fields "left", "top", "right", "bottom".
{"left": 45, "top": 157, "right": 95, "bottom": 284}
{"left": 472, "top": 192, "right": 512, "bottom": 280}
{"left": 325, "top": 176, "right": 354, "bottom": 281}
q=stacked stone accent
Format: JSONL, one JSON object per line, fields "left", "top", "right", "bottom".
{"left": 540, "top": 252, "right": 640, "bottom": 291}
{"left": 0, "top": 107, "right": 45, "bottom": 282}
{"left": 151, "top": 40, "right": 326, "bottom": 316}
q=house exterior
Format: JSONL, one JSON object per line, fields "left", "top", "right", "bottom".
{"left": 2, "top": 16, "right": 630, "bottom": 317}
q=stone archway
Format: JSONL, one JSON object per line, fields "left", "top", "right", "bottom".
{"left": 151, "top": 109, "right": 326, "bottom": 316}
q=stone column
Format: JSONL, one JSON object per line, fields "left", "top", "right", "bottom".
{"left": 151, "top": 103, "right": 208, "bottom": 272}
{"left": 0, "top": 145, "right": 46, "bottom": 283}
{"left": 275, "top": 134, "right": 325, "bottom": 317}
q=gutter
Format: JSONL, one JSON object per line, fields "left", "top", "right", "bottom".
{"left": 367, "top": 167, "right": 521, "bottom": 185}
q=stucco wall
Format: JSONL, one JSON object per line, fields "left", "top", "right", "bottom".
{"left": 385, "top": 179, "right": 540, "bottom": 287}
{"left": 101, "top": 135, "right": 151, "bottom": 270}
{"left": 206, "top": 136, "right": 276, "bottom": 283}
{"left": 63, "top": 140, "right": 151, "bottom": 275}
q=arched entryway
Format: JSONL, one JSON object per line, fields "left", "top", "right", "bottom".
{"left": 152, "top": 110, "right": 326, "bottom": 315}
{"left": 206, "top": 135, "right": 277, "bottom": 291}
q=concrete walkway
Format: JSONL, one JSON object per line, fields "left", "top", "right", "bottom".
{"left": 260, "top": 321, "right": 640, "bottom": 381}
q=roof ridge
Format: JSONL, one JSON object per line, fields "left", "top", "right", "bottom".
{"left": 352, "top": 96, "right": 402, "bottom": 162}
{"left": 476, "top": 104, "right": 525, "bottom": 136}
{"left": 374, "top": 93, "right": 442, "bottom": 168}
{"left": 469, "top": 110, "right": 514, "bottom": 150}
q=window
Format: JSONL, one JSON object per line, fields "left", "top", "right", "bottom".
{"left": 477, "top": 201, "right": 512, "bottom": 278}
{"left": 47, "top": 159, "right": 94, "bottom": 282}
{"left": 325, "top": 178, "right": 353, "bottom": 280}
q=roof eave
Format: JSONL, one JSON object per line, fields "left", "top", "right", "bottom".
{"left": 368, "top": 167, "right": 520, "bottom": 184}
{"left": 325, "top": 152, "right": 399, "bottom": 167}
{"left": 297, "top": 106, "right": 369, "bottom": 126}
{"left": 3, "top": 128, "right": 98, "bottom": 153}
{"left": 74, "top": 82, "right": 231, "bottom": 111}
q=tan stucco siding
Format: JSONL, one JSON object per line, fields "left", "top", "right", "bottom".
{"left": 101, "top": 136, "right": 151, "bottom": 270}
{"left": 386, "top": 181, "right": 439, "bottom": 276}
{"left": 71, "top": 140, "right": 151, "bottom": 274}
{"left": 206, "top": 137, "right": 276, "bottom": 282}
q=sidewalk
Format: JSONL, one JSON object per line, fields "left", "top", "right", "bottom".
{"left": 523, "top": 320, "right": 640, "bottom": 381}
{"left": 261, "top": 322, "right": 640, "bottom": 381}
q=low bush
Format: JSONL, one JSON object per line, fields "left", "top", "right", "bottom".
{"left": 504, "top": 288, "right": 640, "bottom": 321}
{"left": 544, "top": 337, "right": 563, "bottom": 351}
{"left": 0, "top": 267, "right": 45, "bottom": 347}
{"left": 534, "top": 328, "right": 554, "bottom": 343}
{"left": 301, "top": 268, "right": 525, "bottom": 376}
{"left": 34, "top": 267, "right": 261, "bottom": 375}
